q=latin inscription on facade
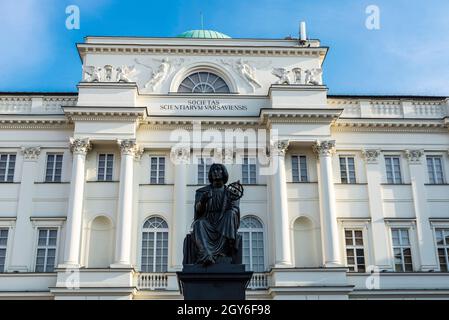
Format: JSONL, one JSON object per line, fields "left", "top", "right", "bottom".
{"left": 160, "top": 99, "right": 247, "bottom": 112}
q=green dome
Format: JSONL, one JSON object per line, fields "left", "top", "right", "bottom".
{"left": 177, "top": 29, "right": 231, "bottom": 39}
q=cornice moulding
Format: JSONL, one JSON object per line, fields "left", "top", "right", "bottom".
{"left": 333, "top": 119, "right": 447, "bottom": 132}
{"left": 269, "top": 84, "right": 328, "bottom": 94}
{"left": 260, "top": 108, "right": 342, "bottom": 125}
{"left": 63, "top": 106, "right": 148, "bottom": 121}
{"left": 77, "top": 43, "right": 328, "bottom": 58}
{"left": 0, "top": 115, "right": 70, "bottom": 128}
{"left": 77, "top": 82, "right": 138, "bottom": 90}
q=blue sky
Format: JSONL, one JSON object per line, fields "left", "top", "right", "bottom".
{"left": 1, "top": 0, "right": 448, "bottom": 95}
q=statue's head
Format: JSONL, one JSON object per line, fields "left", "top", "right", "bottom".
{"left": 208, "top": 163, "right": 229, "bottom": 185}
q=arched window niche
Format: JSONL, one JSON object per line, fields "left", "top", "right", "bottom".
{"left": 86, "top": 215, "right": 113, "bottom": 268}
{"left": 293, "top": 216, "right": 320, "bottom": 268}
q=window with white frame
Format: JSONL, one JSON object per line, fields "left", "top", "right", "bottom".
{"left": 344, "top": 229, "right": 366, "bottom": 272}
{"left": 391, "top": 228, "right": 413, "bottom": 272}
{"left": 197, "top": 157, "right": 213, "bottom": 185}
{"left": 0, "top": 228, "right": 9, "bottom": 272}
{"left": 435, "top": 228, "right": 449, "bottom": 272}
{"left": 35, "top": 228, "right": 58, "bottom": 272}
{"left": 292, "top": 155, "right": 308, "bottom": 182}
{"left": 141, "top": 217, "right": 168, "bottom": 272}
{"left": 0, "top": 154, "right": 16, "bottom": 182}
{"left": 97, "top": 153, "right": 114, "bottom": 181}
{"left": 242, "top": 157, "right": 257, "bottom": 184}
{"left": 150, "top": 157, "right": 165, "bottom": 184}
{"left": 239, "top": 216, "right": 265, "bottom": 272}
{"left": 339, "top": 156, "right": 356, "bottom": 184}
{"left": 45, "top": 154, "right": 63, "bottom": 182}
{"left": 385, "top": 156, "right": 402, "bottom": 184}
{"left": 427, "top": 156, "right": 445, "bottom": 184}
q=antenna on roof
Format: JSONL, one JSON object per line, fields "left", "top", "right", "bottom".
{"left": 200, "top": 12, "right": 204, "bottom": 30}
{"left": 299, "top": 21, "right": 307, "bottom": 45}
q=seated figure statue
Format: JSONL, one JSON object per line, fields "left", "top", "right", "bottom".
{"left": 183, "top": 163, "right": 243, "bottom": 266}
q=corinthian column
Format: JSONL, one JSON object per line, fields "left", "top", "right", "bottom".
{"left": 270, "top": 140, "right": 292, "bottom": 267}
{"left": 112, "top": 139, "right": 137, "bottom": 268}
{"left": 313, "top": 140, "right": 342, "bottom": 267}
{"left": 170, "top": 146, "right": 190, "bottom": 270}
{"left": 62, "top": 138, "right": 91, "bottom": 268}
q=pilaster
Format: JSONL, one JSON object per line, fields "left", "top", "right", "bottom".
{"left": 8, "top": 147, "right": 41, "bottom": 271}
{"left": 405, "top": 149, "right": 438, "bottom": 271}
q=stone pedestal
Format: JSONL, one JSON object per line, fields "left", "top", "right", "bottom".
{"left": 177, "top": 264, "right": 253, "bottom": 300}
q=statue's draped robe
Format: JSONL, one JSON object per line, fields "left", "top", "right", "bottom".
{"left": 192, "top": 185, "right": 240, "bottom": 263}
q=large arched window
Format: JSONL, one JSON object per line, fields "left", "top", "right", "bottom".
{"left": 239, "top": 216, "right": 265, "bottom": 272}
{"left": 177, "top": 71, "right": 230, "bottom": 93}
{"left": 141, "top": 216, "right": 168, "bottom": 272}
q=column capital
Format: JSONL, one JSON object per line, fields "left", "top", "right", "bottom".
{"left": 362, "top": 149, "right": 381, "bottom": 164}
{"left": 118, "top": 139, "right": 138, "bottom": 156}
{"left": 21, "top": 146, "right": 41, "bottom": 161}
{"left": 134, "top": 146, "right": 144, "bottom": 161}
{"left": 270, "top": 140, "right": 289, "bottom": 156}
{"left": 313, "top": 140, "right": 335, "bottom": 157}
{"left": 170, "top": 146, "right": 190, "bottom": 164}
{"left": 405, "top": 149, "right": 424, "bottom": 164}
{"left": 69, "top": 138, "right": 91, "bottom": 155}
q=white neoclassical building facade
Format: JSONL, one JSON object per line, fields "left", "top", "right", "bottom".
{"left": 0, "top": 29, "right": 449, "bottom": 300}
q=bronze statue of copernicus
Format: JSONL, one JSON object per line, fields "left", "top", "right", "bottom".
{"left": 183, "top": 163, "right": 244, "bottom": 266}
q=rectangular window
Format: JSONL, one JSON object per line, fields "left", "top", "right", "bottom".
{"left": 45, "top": 154, "right": 63, "bottom": 182}
{"left": 344, "top": 229, "right": 366, "bottom": 272}
{"left": 339, "top": 156, "right": 356, "bottom": 184}
{"left": 292, "top": 155, "right": 308, "bottom": 182}
{"left": 197, "top": 158, "right": 212, "bottom": 185}
{"left": 427, "top": 156, "right": 445, "bottom": 184}
{"left": 385, "top": 156, "right": 402, "bottom": 184}
{"left": 0, "top": 154, "right": 16, "bottom": 182}
{"left": 35, "top": 228, "right": 58, "bottom": 272}
{"left": 150, "top": 157, "right": 165, "bottom": 184}
{"left": 391, "top": 228, "right": 413, "bottom": 272}
{"left": 97, "top": 154, "right": 114, "bottom": 181}
{"left": 435, "top": 229, "right": 449, "bottom": 272}
{"left": 242, "top": 157, "right": 257, "bottom": 184}
{"left": 0, "top": 228, "right": 9, "bottom": 272}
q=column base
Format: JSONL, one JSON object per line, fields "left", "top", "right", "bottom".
{"left": 57, "top": 263, "right": 82, "bottom": 269}
{"left": 370, "top": 265, "right": 393, "bottom": 272}
{"left": 324, "top": 262, "right": 344, "bottom": 268}
{"left": 7, "top": 265, "right": 29, "bottom": 272}
{"left": 170, "top": 265, "right": 183, "bottom": 272}
{"left": 420, "top": 265, "right": 439, "bottom": 272}
{"left": 274, "top": 262, "right": 294, "bottom": 268}
{"left": 110, "top": 263, "right": 134, "bottom": 269}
